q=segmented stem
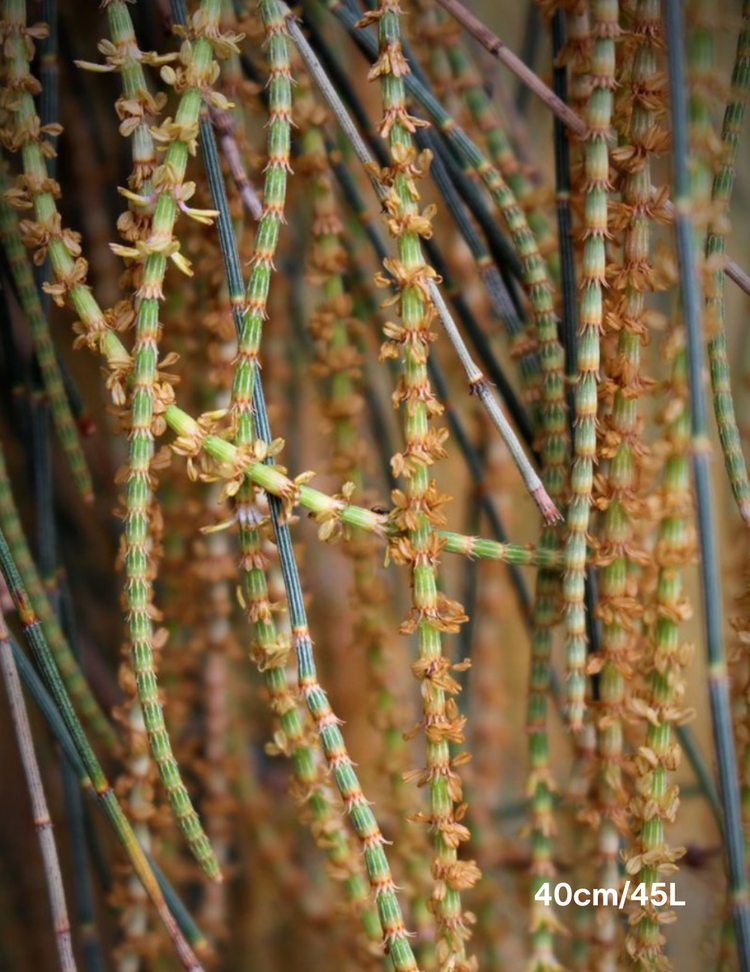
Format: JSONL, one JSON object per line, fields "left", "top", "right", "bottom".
{"left": 254, "top": 385, "right": 423, "bottom": 972}
{"left": 600, "top": 7, "right": 677, "bottom": 968}
{"left": 240, "top": 498, "right": 383, "bottom": 953}
{"left": 359, "top": 2, "right": 480, "bottom": 968}
{"left": 564, "top": 4, "right": 593, "bottom": 127}
{"left": 96, "top": 7, "right": 172, "bottom": 961}
{"left": 526, "top": 530, "right": 563, "bottom": 971}
{"left": 112, "top": 0, "right": 224, "bottom": 882}
{"left": 190, "top": 8, "right": 417, "bottom": 965}
{"left": 591, "top": 2, "right": 662, "bottom": 967}
{"left": 705, "top": 1, "right": 750, "bottom": 527}
{"left": 564, "top": 0, "right": 618, "bottom": 733}
{"left": 624, "top": 332, "right": 690, "bottom": 971}
{"left": 288, "top": 5, "right": 550, "bottom": 515}
{"left": 302, "top": 68, "right": 434, "bottom": 947}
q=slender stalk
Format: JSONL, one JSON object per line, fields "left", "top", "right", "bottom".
{"left": 430, "top": 130, "right": 525, "bottom": 288}
{"left": 0, "top": 0, "right": 124, "bottom": 368}
{"left": 317, "top": 162, "right": 541, "bottom": 621}
{"left": 600, "top": 11, "right": 686, "bottom": 971}
{"left": 589, "top": 3, "right": 662, "bottom": 969}
{"left": 433, "top": 0, "right": 584, "bottom": 132}
{"left": 304, "top": 51, "right": 536, "bottom": 450}
{"left": 704, "top": 2, "right": 750, "bottom": 526}
{"left": 170, "top": 397, "right": 562, "bottom": 566}
{"left": 0, "top": 263, "right": 557, "bottom": 570}
{"left": 0, "top": 606, "right": 77, "bottom": 972}
{"left": 358, "top": 2, "right": 480, "bottom": 967}
{"left": 526, "top": 537, "right": 564, "bottom": 972}
{"left": 25, "top": 250, "right": 103, "bottom": 967}
{"left": 200, "top": 25, "right": 431, "bottom": 967}
{"left": 563, "top": 0, "right": 618, "bottom": 733}
{"left": 114, "top": 0, "right": 225, "bottom": 883}
{"left": 625, "top": 311, "right": 691, "bottom": 972}
{"left": 664, "top": 1, "right": 750, "bottom": 968}
{"left": 300, "top": 64, "right": 422, "bottom": 947}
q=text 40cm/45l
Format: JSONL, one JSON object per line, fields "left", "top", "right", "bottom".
{"left": 535, "top": 882, "right": 686, "bottom": 909}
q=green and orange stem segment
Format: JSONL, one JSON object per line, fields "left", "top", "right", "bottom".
{"left": 514, "top": 10, "right": 568, "bottom": 963}
{"left": 704, "top": 1, "right": 750, "bottom": 527}
{"left": 118, "top": 0, "right": 225, "bottom": 884}
{"left": 523, "top": 12, "right": 579, "bottom": 958}
{"left": 0, "top": 279, "right": 560, "bottom": 578}
{"left": 621, "top": 9, "right": 707, "bottom": 967}
{"left": 669, "top": 9, "right": 742, "bottom": 970}
{"left": 0, "top": 171, "right": 92, "bottom": 503}
{"left": 297, "top": 68, "right": 434, "bottom": 947}
{"left": 290, "top": 20, "right": 560, "bottom": 714}
{"left": 0, "top": 439, "right": 116, "bottom": 750}
{"left": 507, "top": 10, "right": 569, "bottom": 960}
{"left": 0, "top": 526, "right": 205, "bottom": 972}
{"left": 246, "top": 357, "right": 427, "bottom": 972}
{"left": 170, "top": 403, "right": 562, "bottom": 561}
{"left": 320, "top": 126, "right": 543, "bottom": 609}
{"left": 623, "top": 318, "right": 691, "bottom": 972}
{"left": 361, "top": 1, "right": 480, "bottom": 968}
{"left": 0, "top": 0, "right": 125, "bottom": 373}
{"left": 303, "top": 14, "right": 538, "bottom": 437}
{"left": 562, "top": 0, "right": 618, "bottom": 734}
{"left": 525, "top": 516, "right": 565, "bottom": 972}
{"left": 596, "top": 1, "right": 660, "bottom": 967}
{"left": 198, "top": 0, "right": 397, "bottom": 952}
{"left": 93, "top": 7, "right": 173, "bottom": 960}
{"left": 318, "top": 0, "right": 566, "bottom": 383}
{"left": 227, "top": 0, "right": 291, "bottom": 613}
